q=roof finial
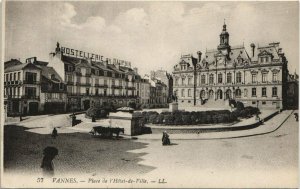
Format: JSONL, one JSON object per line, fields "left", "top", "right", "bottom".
{"left": 224, "top": 18, "right": 226, "bottom": 25}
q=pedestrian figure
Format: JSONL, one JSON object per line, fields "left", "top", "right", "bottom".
{"left": 51, "top": 128, "right": 58, "bottom": 139}
{"left": 19, "top": 114, "right": 22, "bottom": 122}
{"left": 162, "top": 131, "right": 171, "bottom": 146}
{"left": 92, "top": 115, "right": 96, "bottom": 122}
{"left": 255, "top": 114, "right": 261, "bottom": 122}
{"left": 41, "top": 146, "right": 58, "bottom": 176}
{"left": 71, "top": 113, "right": 76, "bottom": 126}
{"left": 294, "top": 113, "right": 298, "bottom": 122}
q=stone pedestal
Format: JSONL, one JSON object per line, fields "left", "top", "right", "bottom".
{"left": 169, "top": 102, "right": 178, "bottom": 112}
{"left": 109, "top": 111, "right": 143, "bottom": 136}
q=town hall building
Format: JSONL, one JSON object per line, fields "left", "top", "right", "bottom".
{"left": 173, "top": 22, "right": 290, "bottom": 109}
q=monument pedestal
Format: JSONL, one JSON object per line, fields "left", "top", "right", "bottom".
{"left": 169, "top": 102, "right": 178, "bottom": 112}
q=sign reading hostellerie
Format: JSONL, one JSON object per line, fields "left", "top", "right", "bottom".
{"left": 60, "top": 46, "right": 131, "bottom": 68}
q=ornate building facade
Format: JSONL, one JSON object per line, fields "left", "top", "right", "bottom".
{"left": 48, "top": 43, "right": 148, "bottom": 111}
{"left": 173, "top": 23, "right": 290, "bottom": 109}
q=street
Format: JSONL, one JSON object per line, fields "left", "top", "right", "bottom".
{"left": 3, "top": 111, "right": 298, "bottom": 188}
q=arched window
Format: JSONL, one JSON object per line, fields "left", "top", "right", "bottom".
{"left": 235, "top": 89, "right": 241, "bottom": 98}
{"left": 201, "top": 75, "right": 206, "bottom": 84}
{"left": 188, "top": 89, "right": 192, "bottom": 97}
{"left": 182, "top": 77, "right": 185, "bottom": 85}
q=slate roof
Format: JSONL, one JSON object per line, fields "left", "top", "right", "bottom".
{"left": 4, "top": 59, "right": 22, "bottom": 69}
{"left": 4, "top": 62, "right": 41, "bottom": 73}
{"left": 37, "top": 65, "right": 63, "bottom": 82}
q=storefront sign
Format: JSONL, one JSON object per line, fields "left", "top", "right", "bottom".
{"left": 60, "top": 46, "right": 131, "bottom": 67}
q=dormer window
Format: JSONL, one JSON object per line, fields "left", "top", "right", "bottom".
{"left": 51, "top": 74, "right": 55, "bottom": 79}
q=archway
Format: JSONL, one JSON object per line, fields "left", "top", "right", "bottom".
{"left": 225, "top": 89, "right": 232, "bottom": 100}
{"left": 217, "top": 89, "right": 223, "bottom": 100}
{"left": 208, "top": 90, "right": 214, "bottom": 99}
{"left": 200, "top": 90, "right": 206, "bottom": 99}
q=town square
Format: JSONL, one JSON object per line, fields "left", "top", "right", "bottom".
{"left": 1, "top": 1, "right": 299, "bottom": 188}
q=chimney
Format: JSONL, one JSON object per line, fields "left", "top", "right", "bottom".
{"left": 103, "top": 60, "right": 108, "bottom": 68}
{"left": 133, "top": 67, "right": 138, "bottom": 73}
{"left": 250, "top": 43, "right": 256, "bottom": 57}
{"left": 87, "top": 57, "right": 92, "bottom": 66}
{"left": 197, "top": 51, "right": 202, "bottom": 63}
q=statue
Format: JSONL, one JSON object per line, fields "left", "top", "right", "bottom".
{"left": 171, "top": 92, "right": 178, "bottom": 103}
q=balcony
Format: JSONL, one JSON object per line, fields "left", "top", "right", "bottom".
{"left": 126, "top": 86, "right": 136, "bottom": 90}
{"left": 111, "top": 85, "right": 123, "bottom": 89}
{"left": 67, "top": 81, "right": 74, "bottom": 85}
{"left": 21, "top": 95, "right": 40, "bottom": 100}
{"left": 6, "top": 95, "right": 21, "bottom": 99}
{"left": 23, "top": 80, "right": 39, "bottom": 84}
{"left": 82, "top": 83, "right": 91, "bottom": 87}
{"left": 75, "top": 72, "right": 82, "bottom": 76}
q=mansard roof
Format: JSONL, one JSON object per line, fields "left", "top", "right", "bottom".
{"left": 38, "top": 65, "right": 63, "bottom": 83}
{"left": 4, "top": 62, "right": 41, "bottom": 73}
{"left": 4, "top": 59, "right": 23, "bottom": 69}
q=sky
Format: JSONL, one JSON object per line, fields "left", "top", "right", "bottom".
{"left": 4, "top": 1, "right": 299, "bottom": 76}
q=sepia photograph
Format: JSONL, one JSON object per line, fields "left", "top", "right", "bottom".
{"left": 1, "top": 0, "right": 299, "bottom": 188}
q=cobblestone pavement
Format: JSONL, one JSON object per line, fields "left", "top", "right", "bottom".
{"left": 4, "top": 125, "right": 155, "bottom": 178}
{"left": 128, "top": 110, "right": 298, "bottom": 188}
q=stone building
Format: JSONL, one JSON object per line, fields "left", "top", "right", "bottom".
{"left": 48, "top": 43, "right": 148, "bottom": 111}
{"left": 4, "top": 57, "right": 67, "bottom": 115}
{"left": 173, "top": 23, "right": 290, "bottom": 109}
{"left": 150, "top": 69, "right": 173, "bottom": 103}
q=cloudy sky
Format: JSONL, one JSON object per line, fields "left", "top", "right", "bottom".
{"left": 5, "top": 1, "right": 299, "bottom": 75}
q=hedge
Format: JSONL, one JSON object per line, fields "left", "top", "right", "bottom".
{"left": 137, "top": 106, "right": 259, "bottom": 126}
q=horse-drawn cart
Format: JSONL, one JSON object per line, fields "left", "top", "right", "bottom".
{"left": 89, "top": 126, "right": 124, "bottom": 138}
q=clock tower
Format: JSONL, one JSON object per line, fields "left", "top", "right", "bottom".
{"left": 217, "top": 20, "right": 231, "bottom": 55}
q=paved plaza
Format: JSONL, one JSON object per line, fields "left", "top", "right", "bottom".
{"left": 3, "top": 109, "right": 298, "bottom": 188}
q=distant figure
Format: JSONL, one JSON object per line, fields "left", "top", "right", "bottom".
{"left": 41, "top": 147, "right": 58, "bottom": 176}
{"left": 51, "top": 128, "right": 58, "bottom": 139}
{"left": 71, "top": 113, "right": 76, "bottom": 126}
{"left": 294, "top": 113, "right": 298, "bottom": 122}
{"left": 19, "top": 114, "right": 22, "bottom": 122}
{"left": 162, "top": 131, "right": 171, "bottom": 146}
{"left": 255, "top": 114, "right": 261, "bottom": 122}
{"left": 92, "top": 116, "right": 96, "bottom": 122}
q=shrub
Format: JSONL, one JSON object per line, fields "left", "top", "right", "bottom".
{"left": 182, "top": 114, "right": 192, "bottom": 124}
{"left": 129, "top": 102, "right": 137, "bottom": 109}
{"left": 174, "top": 114, "right": 183, "bottom": 125}
{"left": 86, "top": 107, "right": 108, "bottom": 119}
{"left": 149, "top": 114, "right": 158, "bottom": 124}
{"left": 164, "top": 115, "right": 175, "bottom": 125}
{"left": 236, "top": 101, "right": 245, "bottom": 110}
{"left": 155, "top": 114, "right": 165, "bottom": 124}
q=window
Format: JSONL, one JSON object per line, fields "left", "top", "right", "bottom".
{"left": 6, "top": 74, "right": 8, "bottom": 81}
{"left": 95, "top": 88, "right": 99, "bottom": 95}
{"left": 13, "top": 73, "right": 16, "bottom": 81}
{"left": 201, "top": 75, "right": 206, "bottom": 84}
{"left": 86, "top": 77, "right": 90, "bottom": 84}
{"left": 262, "top": 101, "right": 266, "bottom": 105}
{"left": 175, "top": 78, "right": 179, "bottom": 86}
{"left": 272, "top": 72, "right": 278, "bottom": 82}
{"left": 104, "top": 71, "right": 107, "bottom": 77}
{"left": 252, "top": 88, "right": 256, "bottom": 97}
{"left": 182, "top": 78, "right": 185, "bottom": 85}
{"left": 18, "top": 72, "right": 20, "bottom": 80}
{"left": 272, "top": 87, "right": 277, "bottom": 96}
{"left": 59, "top": 83, "right": 64, "bottom": 90}
{"left": 227, "top": 73, "right": 232, "bottom": 83}
{"left": 218, "top": 73, "right": 222, "bottom": 83}
{"left": 25, "top": 87, "right": 36, "bottom": 96}
{"left": 188, "top": 89, "right": 192, "bottom": 97}
{"left": 252, "top": 101, "right": 256, "bottom": 105}
{"left": 95, "top": 78, "right": 99, "bottom": 85}
{"left": 266, "top": 57, "right": 269, "bottom": 62}
{"left": 76, "top": 86, "right": 80, "bottom": 94}
{"left": 244, "top": 89, "right": 248, "bottom": 97}
{"left": 188, "top": 77, "right": 192, "bottom": 85}
{"left": 86, "top": 88, "right": 90, "bottom": 95}
{"left": 104, "top": 80, "right": 107, "bottom": 86}
{"left": 181, "top": 89, "right": 185, "bottom": 97}
{"left": 112, "top": 79, "right": 115, "bottom": 86}
{"left": 68, "top": 65, "right": 73, "bottom": 72}
{"left": 262, "top": 87, "right": 267, "bottom": 97}
{"left": 252, "top": 74, "right": 257, "bottom": 83}
{"left": 67, "top": 86, "right": 72, "bottom": 94}
{"left": 209, "top": 74, "right": 214, "bottom": 84}
{"left": 76, "top": 76, "right": 80, "bottom": 83}
{"left": 236, "top": 72, "right": 242, "bottom": 83}
{"left": 67, "top": 74, "right": 72, "bottom": 82}
{"left": 25, "top": 72, "right": 37, "bottom": 83}
{"left": 235, "top": 89, "right": 241, "bottom": 97}
{"left": 262, "top": 73, "right": 267, "bottom": 83}
{"left": 10, "top": 73, "right": 12, "bottom": 80}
